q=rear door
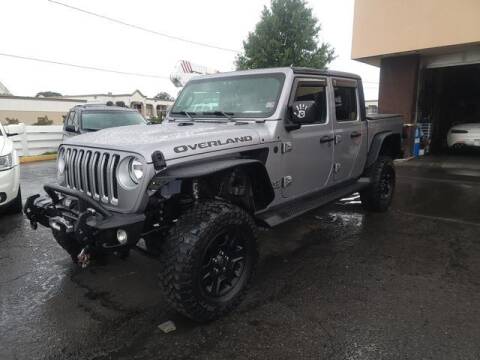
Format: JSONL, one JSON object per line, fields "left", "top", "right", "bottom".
{"left": 282, "top": 77, "right": 334, "bottom": 198}
{"left": 331, "top": 78, "right": 367, "bottom": 182}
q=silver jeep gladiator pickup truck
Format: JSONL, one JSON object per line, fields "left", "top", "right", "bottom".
{"left": 25, "top": 67, "right": 403, "bottom": 322}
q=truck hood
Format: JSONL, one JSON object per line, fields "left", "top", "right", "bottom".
{"left": 66, "top": 122, "right": 263, "bottom": 162}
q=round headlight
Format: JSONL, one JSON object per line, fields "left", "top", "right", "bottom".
{"left": 128, "top": 158, "right": 144, "bottom": 183}
{"left": 57, "top": 150, "right": 66, "bottom": 174}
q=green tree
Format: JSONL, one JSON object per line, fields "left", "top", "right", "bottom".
{"left": 36, "top": 91, "right": 62, "bottom": 97}
{"left": 154, "top": 92, "right": 175, "bottom": 101}
{"left": 236, "top": 0, "right": 335, "bottom": 70}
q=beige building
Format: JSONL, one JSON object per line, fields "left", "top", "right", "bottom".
{"left": 0, "top": 95, "right": 86, "bottom": 125}
{"left": 352, "top": 0, "right": 480, "bottom": 154}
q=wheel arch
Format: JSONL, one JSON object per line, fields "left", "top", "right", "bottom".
{"left": 366, "top": 132, "right": 403, "bottom": 168}
{"left": 164, "top": 158, "right": 275, "bottom": 211}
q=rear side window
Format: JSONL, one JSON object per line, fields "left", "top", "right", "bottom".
{"left": 72, "top": 112, "right": 78, "bottom": 128}
{"left": 65, "top": 111, "right": 74, "bottom": 127}
{"left": 293, "top": 82, "right": 327, "bottom": 124}
{"left": 334, "top": 86, "right": 358, "bottom": 121}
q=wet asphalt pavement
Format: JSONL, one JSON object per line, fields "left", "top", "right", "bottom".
{"left": 1, "top": 158, "right": 480, "bottom": 359}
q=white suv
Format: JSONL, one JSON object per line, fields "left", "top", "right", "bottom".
{"left": 0, "top": 122, "right": 21, "bottom": 214}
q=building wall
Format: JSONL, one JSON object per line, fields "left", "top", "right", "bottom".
{"left": 378, "top": 55, "right": 420, "bottom": 156}
{"left": 352, "top": 0, "right": 480, "bottom": 62}
{"left": 0, "top": 110, "right": 67, "bottom": 125}
{"left": 378, "top": 55, "right": 419, "bottom": 122}
{"left": 0, "top": 96, "right": 85, "bottom": 125}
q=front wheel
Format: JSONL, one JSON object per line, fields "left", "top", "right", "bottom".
{"left": 360, "top": 157, "right": 395, "bottom": 212}
{"left": 159, "top": 200, "right": 258, "bottom": 322}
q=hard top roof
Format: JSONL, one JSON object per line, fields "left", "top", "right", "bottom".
{"left": 73, "top": 104, "right": 136, "bottom": 111}
{"left": 189, "top": 67, "right": 361, "bottom": 81}
{"left": 290, "top": 67, "right": 361, "bottom": 80}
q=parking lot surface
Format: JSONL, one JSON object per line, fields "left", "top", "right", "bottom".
{"left": 1, "top": 158, "right": 480, "bottom": 359}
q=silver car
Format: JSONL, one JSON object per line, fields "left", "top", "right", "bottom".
{"left": 26, "top": 67, "right": 403, "bottom": 322}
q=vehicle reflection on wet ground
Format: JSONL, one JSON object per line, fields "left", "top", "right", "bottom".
{"left": 1, "top": 158, "right": 479, "bottom": 359}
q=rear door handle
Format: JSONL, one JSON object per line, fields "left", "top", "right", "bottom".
{"left": 320, "top": 135, "right": 335, "bottom": 143}
{"left": 350, "top": 131, "right": 362, "bottom": 139}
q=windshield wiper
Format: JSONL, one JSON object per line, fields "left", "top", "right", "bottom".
{"left": 202, "top": 111, "right": 235, "bottom": 120}
{"left": 171, "top": 110, "right": 196, "bottom": 120}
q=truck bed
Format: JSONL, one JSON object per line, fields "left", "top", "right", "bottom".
{"left": 366, "top": 113, "right": 403, "bottom": 149}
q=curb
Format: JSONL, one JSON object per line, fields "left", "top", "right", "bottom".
{"left": 395, "top": 156, "right": 480, "bottom": 171}
{"left": 394, "top": 157, "right": 415, "bottom": 165}
{"left": 20, "top": 154, "right": 57, "bottom": 164}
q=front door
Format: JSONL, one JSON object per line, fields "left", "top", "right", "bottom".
{"left": 282, "top": 77, "right": 334, "bottom": 199}
{"left": 331, "top": 78, "right": 366, "bottom": 182}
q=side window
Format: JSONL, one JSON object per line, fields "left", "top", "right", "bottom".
{"left": 65, "top": 111, "right": 74, "bottom": 127}
{"left": 72, "top": 112, "right": 78, "bottom": 129}
{"left": 292, "top": 82, "right": 327, "bottom": 124}
{"left": 334, "top": 85, "right": 358, "bottom": 121}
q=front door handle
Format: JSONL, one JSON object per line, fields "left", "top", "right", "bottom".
{"left": 320, "top": 135, "right": 335, "bottom": 144}
{"left": 350, "top": 131, "right": 362, "bottom": 139}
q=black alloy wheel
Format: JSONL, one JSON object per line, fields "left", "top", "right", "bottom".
{"left": 200, "top": 227, "right": 248, "bottom": 300}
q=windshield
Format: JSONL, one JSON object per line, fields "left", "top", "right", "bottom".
{"left": 171, "top": 73, "right": 285, "bottom": 118}
{"left": 81, "top": 111, "right": 146, "bottom": 131}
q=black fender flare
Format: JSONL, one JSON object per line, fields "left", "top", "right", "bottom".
{"left": 366, "top": 131, "right": 402, "bottom": 168}
{"left": 162, "top": 158, "right": 275, "bottom": 210}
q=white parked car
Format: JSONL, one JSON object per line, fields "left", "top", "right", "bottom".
{"left": 0, "top": 122, "right": 21, "bottom": 214}
{"left": 447, "top": 123, "right": 480, "bottom": 149}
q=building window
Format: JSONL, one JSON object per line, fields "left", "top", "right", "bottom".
{"left": 157, "top": 105, "right": 168, "bottom": 120}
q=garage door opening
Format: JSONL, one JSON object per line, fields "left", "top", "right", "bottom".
{"left": 417, "top": 64, "right": 480, "bottom": 154}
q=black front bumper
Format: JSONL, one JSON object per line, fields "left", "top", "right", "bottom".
{"left": 24, "top": 184, "right": 145, "bottom": 252}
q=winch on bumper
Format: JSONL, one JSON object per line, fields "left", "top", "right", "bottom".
{"left": 24, "top": 184, "right": 145, "bottom": 266}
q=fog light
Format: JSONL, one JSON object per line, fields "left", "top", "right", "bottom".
{"left": 117, "top": 229, "right": 128, "bottom": 245}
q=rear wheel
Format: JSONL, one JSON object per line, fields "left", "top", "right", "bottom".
{"left": 159, "top": 200, "right": 257, "bottom": 322}
{"left": 360, "top": 157, "right": 395, "bottom": 212}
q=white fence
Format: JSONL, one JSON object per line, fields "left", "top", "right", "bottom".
{"left": 5, "top": 123, "right": 63, "bottom": 157}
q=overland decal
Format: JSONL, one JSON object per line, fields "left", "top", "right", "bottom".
{"left": 173, "top": 136, "right": 253, "bottom": 153}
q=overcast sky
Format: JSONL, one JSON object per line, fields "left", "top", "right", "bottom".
{"left": 0, "top": 0, "right": 380, "bottom": 99}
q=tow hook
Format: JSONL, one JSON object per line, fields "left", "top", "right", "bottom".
{"left": 77, "top": 248, "right": 91, "bottom": 268}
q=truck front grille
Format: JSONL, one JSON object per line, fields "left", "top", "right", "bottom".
{"left": 63, "top": 147, "right": 120, "bottom": 206}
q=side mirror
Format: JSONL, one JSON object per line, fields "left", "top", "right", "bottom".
{"left": 286, "top": 101, "right": 316, "bottom": 131}
{"left": 65, "top": 124, "right": 76, "bottom": 133}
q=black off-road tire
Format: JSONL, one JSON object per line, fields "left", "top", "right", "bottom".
{"left": 6, "top": 188, "right": 22, "bottom": 214}
{"left": 360, "top": 156, "right": 395, "bottom": 212}
{"left": 159, "top": 200, "right": 258, "bottom": 322}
